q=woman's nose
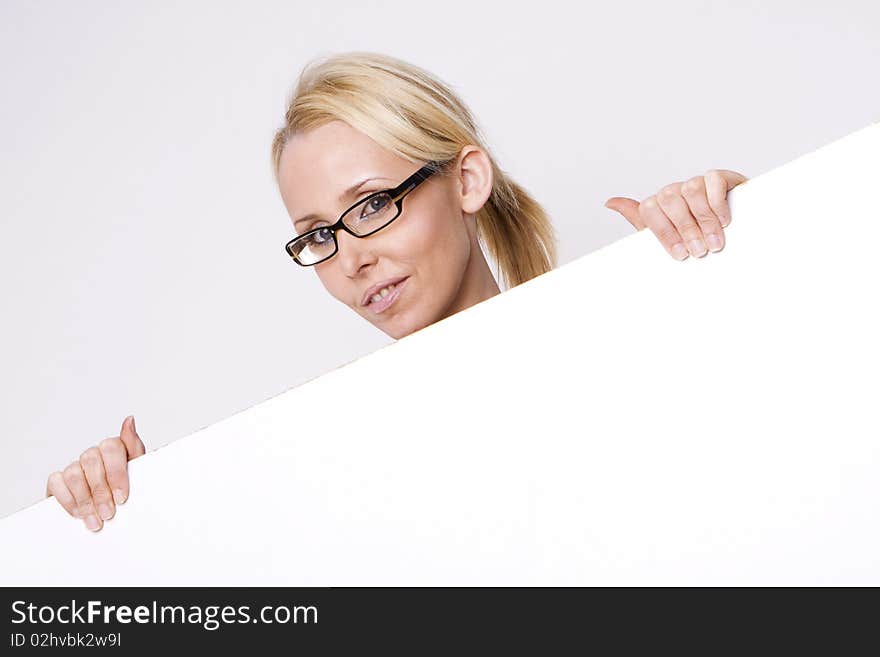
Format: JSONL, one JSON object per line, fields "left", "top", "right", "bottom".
{"left": 335, "top": 229, "right": 377, "bottom": 276}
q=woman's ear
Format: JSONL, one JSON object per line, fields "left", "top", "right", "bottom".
{"left": 455, "top": 146, "right": 494, "bottom": 215}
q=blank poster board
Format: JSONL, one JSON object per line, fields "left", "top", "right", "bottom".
{"left": 1, "top": 122, "right": 878, "bottom": 586}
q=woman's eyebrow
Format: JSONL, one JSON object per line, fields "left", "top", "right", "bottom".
{"left": 293, "top": 176, "right": 392, "bottom": 231}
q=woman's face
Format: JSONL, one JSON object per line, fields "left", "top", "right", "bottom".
{"left": 277, "top": 120, "right": 494, "bottom": 339}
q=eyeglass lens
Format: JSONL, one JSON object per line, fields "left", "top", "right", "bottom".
{"left": 291, "top": 192, "right": 397, "bottom": 265}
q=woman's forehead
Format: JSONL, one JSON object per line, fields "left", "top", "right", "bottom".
{"left": 278, "top": 123, "right": 407, "bottom": 212}
{"left": 282, "top": 121, "right": 388, "bottom": 176}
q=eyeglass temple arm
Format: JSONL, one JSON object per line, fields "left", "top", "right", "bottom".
{"left": 391, "top": 162, "right": 442, "bottom": 202}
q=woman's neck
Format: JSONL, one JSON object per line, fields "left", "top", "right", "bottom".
{"left": 441, "top": 246, "right": 501, "bottom": 320}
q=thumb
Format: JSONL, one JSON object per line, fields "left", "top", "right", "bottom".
{"left": 605, "top": 197, "right": 644, "bottom": 230}
{"left": 120, "top": 415, "right": 146, "bottom": 461}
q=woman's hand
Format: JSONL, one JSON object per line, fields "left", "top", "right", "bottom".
{"left": 605, "top": 169, "right": 749, "bottom": 260}
{"left": 45, "top": 415, "right": 146, "bottom": 532}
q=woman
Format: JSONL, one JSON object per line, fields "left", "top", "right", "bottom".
{"left": 45, "top": 51, "right": 748, "bottom": 531}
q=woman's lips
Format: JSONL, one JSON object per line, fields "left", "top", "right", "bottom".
{"left": 366, "top": 277, "right": 409, "bottom": 314}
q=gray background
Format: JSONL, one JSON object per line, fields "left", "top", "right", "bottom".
{"left": 2, "top": 0, "right": 877, "bottom": 518}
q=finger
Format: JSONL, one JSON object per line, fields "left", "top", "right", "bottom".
{"left": 705, "top": 169, "right": 748, "bottom": 227}
{"left": 63, "top": 461, "right": 102, "bottom": 532}
{"left": 638, "top": 195, "right": 689, "bottom": 261}
{"left": 120, "top": 415, "right": 146, "bottom": 460}
{"left": 46, "top": 471, "right": 79, "bottom": 518}
{"left": 605, "top": 197, "right": 645, "bottom": 230}
{"left": 99, "top": 437, "right": 130, "bottom": 505}
{"left": 681, "top": 175, "right": 725, "bottom": 252}
{"left": 656, "top": 182, "right": 708, "bottom": 258}
{"left": 80, "top": 447, "right": 115, "bottom": 522}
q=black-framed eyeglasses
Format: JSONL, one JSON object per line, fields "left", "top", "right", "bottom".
{"left": 284, "top": 160, "right": 445, "bottom": 267}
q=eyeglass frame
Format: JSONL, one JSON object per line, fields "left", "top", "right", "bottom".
{"left": 284, "top": 160, "right": 447, "bottom": 267}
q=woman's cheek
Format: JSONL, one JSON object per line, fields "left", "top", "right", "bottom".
{"left": 420, "top": 212, "right": 467, "bottom": 267}
{"left": 396, "top": 211, "right": 440, "bottom": 257}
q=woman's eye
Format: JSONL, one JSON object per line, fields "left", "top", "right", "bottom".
{"left": 360, "top": 195, "right": 390, "bottom": 218}
{"left": 310, "top": 227, "right": 332, "bottom": 243}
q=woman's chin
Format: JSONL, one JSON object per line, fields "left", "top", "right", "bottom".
{"left": 379, "top": 315, "right": 411, "bottom": 340}
{"left": 355, "top": 292, "right": 436, "bottom": 339}
{"left": 374, "top": 310, "right": 426, "bottom": 340}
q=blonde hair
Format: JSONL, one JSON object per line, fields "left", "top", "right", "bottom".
{"left": 270, "top": 51, "right": 557, "bottom": 290}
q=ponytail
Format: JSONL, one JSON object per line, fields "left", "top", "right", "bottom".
{"left": 478, "top": 168, "right": 557, "bottom": 290}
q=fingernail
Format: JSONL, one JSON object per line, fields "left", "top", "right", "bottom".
{"left": 706, "top": 233, "right": 724, "bottom": 252}
{"left": 721, "top": 216, "right": 731, "bottom": 227}
{"left": 688, "top": 239, "right": 707, "bottom": 257}
{"left": 99, "top": 503, "right": 113, "bottom": 520}
{"left": 671, "top": 243, "right": 689, "bottom": 260}
{"left": 85, "top": 515, "right": 100, "bottom": 531}
{"left": 113, "top": 488, "right": 126, "bottom": 505}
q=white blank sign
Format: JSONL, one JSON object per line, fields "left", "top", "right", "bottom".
{"left": 1, "top": 122, "right": 878, "bottom": 586}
